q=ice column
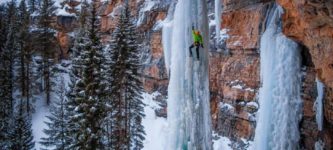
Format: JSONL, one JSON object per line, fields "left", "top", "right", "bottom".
{"left": 162, "top": 0, "right": 212, "bottom": 149}
{"left": 254, "top": 5, "right": 303, "bottom": 150}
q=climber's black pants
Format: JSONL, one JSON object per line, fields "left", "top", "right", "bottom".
{"left": 189, "top": 43, "right": 201, "bottom": 59}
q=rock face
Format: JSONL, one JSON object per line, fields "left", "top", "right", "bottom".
{"left": 209, "top": 52, "right": 259, "bottom": 140}
{"left": 54, "top": 1, "right": 80, "bottom": 59}
{"left": 209, "top": 0, "right": 273, "bottom": 145}
{"left": 300, "top": 66, "right": 321, "bottom": 149}
{"left": 277, "top": 0, "right": 333, "bottom": 149}
{"left": 278, "top": 0, "right": 333, "bottom": 87}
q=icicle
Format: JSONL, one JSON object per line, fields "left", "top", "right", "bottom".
{"left": 214, "top": 0, "right": 221, "bottom": 42}
{"left": 162, "top": 1, "right": 176, "bottom": 75}
{"left": 314, "top": 78, "right": 325, "bottom": 131}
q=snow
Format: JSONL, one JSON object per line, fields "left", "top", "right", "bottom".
{"left": 32, "top": 94, "right": 51, "bottom": 150}
{"left": 314, "top": 78, "right": 325, "bottom": 131}
{"left": 219, "top": 28, "right": 229, "bottom": 40}
{"left": 209, "top": 19, "right": 216, "bottom": 27}
{"left": 232, "top": 40, "right": 241, "bottom": 46}
{"left": 141, "top": 90, "right": 238, "bottom": 150}
{"left": 219, "top": 102, "right": 233, "bottom": 110}
{"left": 246, "top": 102, "right": 258, "bottom": 108}
{"left": 213, "top": 135, "right": 232, "bottom": 150}
{"left": 230, "top": 80, "right": 254, "bottom": 92}
{"left": 254, "top": 5, "right": 302, "bottom": 150}
{"left": 32, "top": 60, "right": 71, "bottom": 149}
{"left": 315, "top": 140, "right": 325, "bottom": 150}
{"left": 53, "top": 0, "right": 77, "bottom": 16}
{"left": 141, "top": 0, "right": 156, "bottom": 12}
{"left": 56, "top": 4, "right": 76, "bottom": 17}
{"left": 53, "top": 0, "right": 64, "bottom": 8}
{"left": 142, "top": 92, "right": 236, "bottom": 150}
{"left": 137, "top": 0, "right": 158, "bottom": 26}
{"left": 31, "top": 85, "right": 171, "bottom": 150}
{"left": 242, "top": 138, "right": 255, "bottom": 150}
{"left": 232, "top": 84, "right": 243, "bottom": 89}
{"left": 153, "top": 20, "right": 164, "bottom": 31}
{"left": 245, "top": 88, "right": 255, "bottom": 92}
{"left": 142, "top": 93, "right": 168, "bottom": 150}
{"left": 108, "top": 5, "right": 123, "bottom": 18}
{"left": 0, "top": 0, "right": 10, "bottom": 5}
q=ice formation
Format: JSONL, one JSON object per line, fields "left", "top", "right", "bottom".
{"left": 162, "top": 0, "right": 212, "bottom": 149}
{"left": 314, "top": 78, "right": 325, "bottom": 131}
{"left": 254, "top": 5, "right": 303, "bottom": 150}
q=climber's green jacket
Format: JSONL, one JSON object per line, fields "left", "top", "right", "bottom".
{"left": 192, "top": 30, "right": 203, "bottom": 45}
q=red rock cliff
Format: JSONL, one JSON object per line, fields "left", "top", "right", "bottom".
{"left": 277, "top": 0, "right": 333, "bottom": 149}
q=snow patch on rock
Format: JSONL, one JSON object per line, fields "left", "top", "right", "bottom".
{"left": 137, "top": 0, "right": 158, "bottom": 26}
{"left": 213, "top": 133, "right": 232, "bottom": 150}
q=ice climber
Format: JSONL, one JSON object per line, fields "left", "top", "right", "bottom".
{"left": 189, "top": 26, "right": 204, "bottom": 60}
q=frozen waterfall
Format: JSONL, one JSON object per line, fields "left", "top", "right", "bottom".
{"left": 254, "top": 5, "right": 303, "bottom": 150}
{"left": 162, "top": 0, "right": 212, "bottom": 149}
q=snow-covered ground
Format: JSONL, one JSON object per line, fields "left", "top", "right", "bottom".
{"left": 32, "top": 94, "right": 51, "bottom": 150}
{"left": 32, "top": 60, "right": 71, "bottom": 149}
{"left": 31, "top": 90, "right": 168, "bottom": 149}
{"left": 142, "top": 92, "right": 235, "bottom": 150}
{"left": 142, "top": 92, "right": 168, "bottom": 149}
{"left": 32, "top": 91, "right": 233, "bottom": 149}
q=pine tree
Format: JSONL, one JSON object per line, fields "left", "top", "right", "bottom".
{"left": 28, "top": 0, "right": 39, "bottom": 13}
{"left": 11, "top": 106, "right": 35, "bottom": 150}
{"left": 0, "top": 4, "right": 6, "bottom": 49}
{"left": 106, "top": 4, "right": 146, "bottom": 149}
{"left": 66, "top": 2, "right": 107, "bottom": 149}
{"left": 41, "top": 78, "right": 71, "bottom": 150}
{"left": 0, "top": 1, "right": 17, "bottom": 148}
{"left": 70, "top": 0, "right": 89, "bottom": 78}
{"left": 64, "top": 2, "right": 89, "bottom": 149}
{"left": 38, "top": 0, "right": 56, "bottom": 105}
{"left": 3, "top": 0, "right": 17, "bottom": 109}
{"left": 17, "top": 0, "right": 34, "bottom": 114}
